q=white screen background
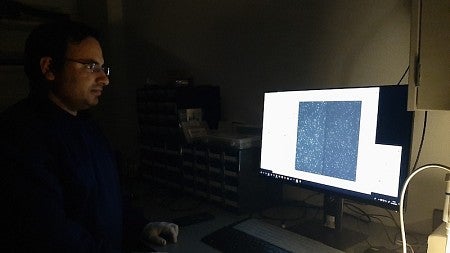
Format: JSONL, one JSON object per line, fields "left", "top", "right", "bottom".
{"left": 260, "top": 87, "right": 402, "bottom": 198}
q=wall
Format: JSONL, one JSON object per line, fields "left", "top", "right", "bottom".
{"left": 121, "top": 0, "right": 450, "bottom": 233}
{"left": 123, "top": 0, "right": 409, "bottom": 123}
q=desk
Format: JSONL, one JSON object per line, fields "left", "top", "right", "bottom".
{"left": 127, "top": 178, "right": 246, "bottom": 253}
{"left": 151, "top": 209, "right": 243, "bottom": 253}
{"left": 128, "top": 179, "right": 428, "bottom": 253}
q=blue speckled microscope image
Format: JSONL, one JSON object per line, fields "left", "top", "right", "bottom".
{"left": 295, "top": 101, "right": 362, "bottom": 181}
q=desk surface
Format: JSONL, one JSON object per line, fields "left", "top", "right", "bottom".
{"left": 127, "top": 179, "right": 428, "bottom": 253}
{"left": 151, "top": 210, "right": 242, "bottom": 253}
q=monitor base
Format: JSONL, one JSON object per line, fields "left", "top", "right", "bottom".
{"left": 288, "top": 219, "right": 368, "bottom": 251}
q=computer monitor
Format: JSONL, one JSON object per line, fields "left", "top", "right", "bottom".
{"left": 259, "top": 85, "right": 413, "bottom": 249}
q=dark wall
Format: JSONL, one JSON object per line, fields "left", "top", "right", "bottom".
{"left": 122, "top": 0, "right": 410, "bottom": 127}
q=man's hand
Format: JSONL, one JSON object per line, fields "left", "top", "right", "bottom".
{"left": 142, "top": 222, "right": 179, "bottom": 246}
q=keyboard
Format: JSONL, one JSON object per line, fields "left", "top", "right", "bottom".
{"left": 202, "top": 218, "right": 345, "bottom": 253}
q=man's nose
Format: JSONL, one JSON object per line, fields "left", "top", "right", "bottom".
{"left": 98, "top": 72, "right": 110, "bottom": 86}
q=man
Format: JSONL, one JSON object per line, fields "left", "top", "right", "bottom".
{"left": 0, "top": 20, "right": 178, "bottom": 252}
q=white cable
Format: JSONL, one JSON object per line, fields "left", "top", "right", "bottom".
{"left": 399, "top": 164, "right": 450, "bottom": 253}
{"left": 446, "top": 222, "right": 450, "bottom": 253}
{"left": 444, "top": 173, "right": 450, "bottom": 253}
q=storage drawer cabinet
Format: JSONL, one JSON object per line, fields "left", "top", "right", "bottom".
{"left": 137, "top": 85, "right": 280, "bottom": 212}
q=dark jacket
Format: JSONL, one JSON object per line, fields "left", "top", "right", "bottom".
{"left": 0, "top": 94, "right": 147, "bottom": 253}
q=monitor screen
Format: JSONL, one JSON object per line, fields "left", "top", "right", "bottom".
{"left": 260, "top": 85, "right": 413, "bottom": 211}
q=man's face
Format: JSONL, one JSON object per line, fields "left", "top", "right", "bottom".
{"left": 51, "top": 37, "right": 109, "bottom": 114}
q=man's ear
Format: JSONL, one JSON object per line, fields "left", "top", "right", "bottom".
{"left": 40, "top": 57, "right": 55, "bottom": 81}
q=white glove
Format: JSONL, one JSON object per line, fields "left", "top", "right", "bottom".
{"left": 142, "top": 222, "right": 179, "bottom": 246}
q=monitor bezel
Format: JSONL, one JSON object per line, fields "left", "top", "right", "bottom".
{"left": 259, "top": 84, "right": 413, "bottom": 211}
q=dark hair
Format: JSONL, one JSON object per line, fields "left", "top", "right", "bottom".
{"left": 24, "top": 20, "right": 102, "bottom": 91}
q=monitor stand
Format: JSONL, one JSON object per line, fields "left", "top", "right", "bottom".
{"left": 288, "top": 195, "right": 368, "bottom": 251}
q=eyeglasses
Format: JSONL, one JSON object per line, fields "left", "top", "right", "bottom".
{"left": 65, "top": 58, "right": 111, "bottom": 76}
